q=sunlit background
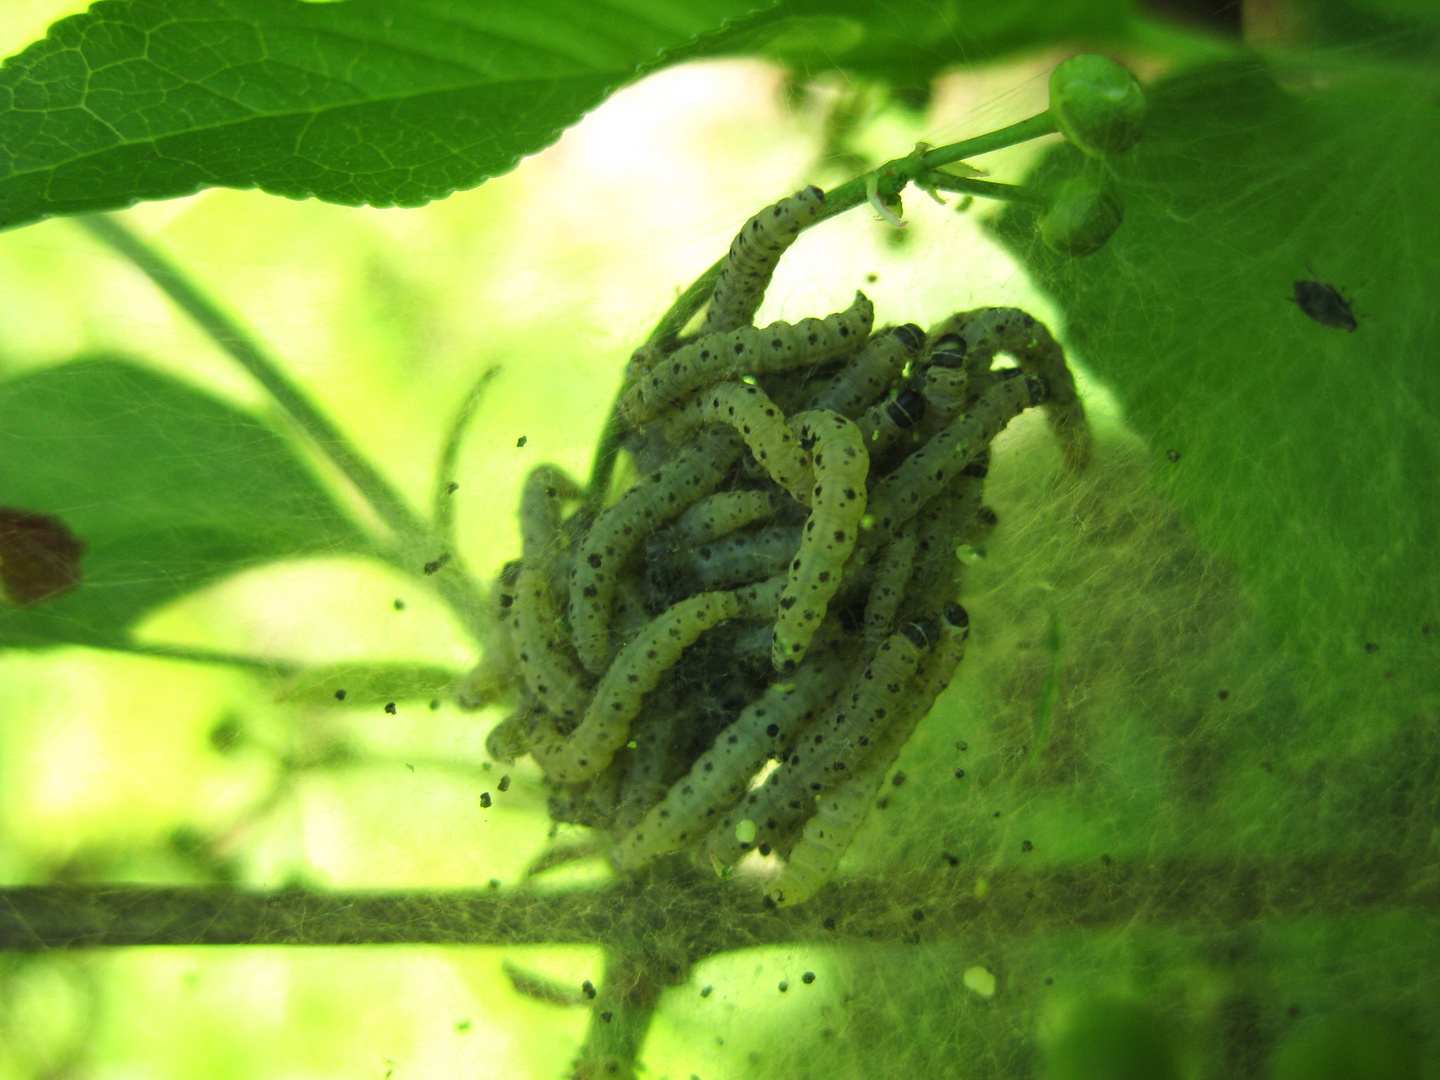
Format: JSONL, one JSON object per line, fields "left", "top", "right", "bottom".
{"left": 0, "top": 2, "right": 1136, "bottom": 1076}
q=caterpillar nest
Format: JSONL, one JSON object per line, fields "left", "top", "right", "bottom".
{"left": 470, "top": 186, "right": 1091, "bottom": 907}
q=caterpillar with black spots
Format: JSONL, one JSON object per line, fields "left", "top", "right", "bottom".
{"left": 864, "top": 370, "right": 1049, "bottom": 543}
{"left": 611, "top": 652, "right": 847, "bottom": 871}
{"left": 706, "top": 622, "right": 932, "bottom": 867}
{"left": 701, "top": 186, "right": 827, "bottom": 336}
{"left": 569, "top": 428, "right": 742, "bottom": 674}
{"left": 534, "top": 576, "right": 787, "bottom": 783}
{"left": 619, "top": 291, "right": 875, "bottom": 425}
{"left": 773, "top": 410, "right": 869, "bottom": 671}
{"left": 768, "top": 603, "right": 970, "bottom": 906}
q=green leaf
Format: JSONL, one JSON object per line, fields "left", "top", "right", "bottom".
{"left": 0, "top": 0, "right": 771, "bottom": 232}
{"left": 0, "top": 357, "right": 365, "bottom": 646}
{"left": 682, "top": 0, "right": 1133, "bottom": 94}
{"left": 995, "top": 57, "right": 1440, "bottom": 731}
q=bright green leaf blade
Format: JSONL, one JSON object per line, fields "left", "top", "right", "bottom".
{"left": 995, "top": 57, "right": 1440, "bottom": 729}
{"left": 0, "top": 0, "right": 771, "bottom": 231}
{"left": 0, "top": 358, "right": 366, "bottom": 645}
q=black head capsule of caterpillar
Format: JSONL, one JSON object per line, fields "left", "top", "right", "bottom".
{"left": 892, "top": 323, "right": 927, "bottom": 353}
{"left": 942, "top": 602, "right": 969, "bottom": 632}
{"left": 887, "top": 387, "right": 927, "bottom": 429}
{"left": 1024, "top": 372, "right": 1051, "bottom": 406}
{"left": 928, "top": 334, "right": 967, "bottom": 369}
{"left": 900, "top": 618, "right": 938, "bottom": 650}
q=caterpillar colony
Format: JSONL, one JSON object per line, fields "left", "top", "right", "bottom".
{"left": 465, "top": 185, "right": 1090, "bottom": 907}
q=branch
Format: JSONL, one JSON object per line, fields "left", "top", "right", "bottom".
{"left": 4, "top": 853, "right": 1433, "bottom": 953}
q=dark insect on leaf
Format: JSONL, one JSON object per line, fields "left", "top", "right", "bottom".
{"left": 1291, "top": 280, "right": 1358, "bottom": 331}
{"left": 0, "top": 507, "right": 85, "bottom": 605}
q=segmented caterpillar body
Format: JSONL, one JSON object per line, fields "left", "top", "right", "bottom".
{"left": 672, "top": 490, "right": 786, "bottom": 545}
{"left": 865, "top": 372, "right": 1048, "bottom": 542}
{"left": 773, "top": 410, "right": 868, "bottom": 671}
{"left": 916, "top": 334, "right": 973, "bottom": 439}
{"left": 570, "top": 428, "right": 741, "bottom": 673}
{"left": 768, "top": 604, "right": 970, "bottom": 906}
{"left": 619, "top": 292, "right": 875, "bottom": 424}
{"left": 611, "top": 653, "right": 846, "bottom": 870}
{"left": 862, "top": 528, "right": 917, "bottom": 642}
{"left": 533, "top": 575, "right": 785, "bottom": 784}
{"left": 689, "top": 524, "right": 801, "bottom": 592}
{"left": 613, "top": 688, "right": 691, "bottom": 835}
{"left": 901, "top": 473, "right": 986, "bottom": 621}
{"left": 532, "top": 588, "right": 744, "bottom": 783}
{"left": 663, "top": 382, "right": 812, "bottom": 501}
{"left": 457, "top": 560, "right": 522, "bottom": 710}
{"left": 932, "top": 307, "right": 1089, "bottom": 470}
{"left": 513, "top": 467, "right": 591, "bottom": 723}
{"left": 707, "top": 624, "right": 930, "bottom": 866}
{"left": 804, "top": 324, "right": 924, "bottom": 418}
{"left": 854, "top": 383, "right": 926, "bottom": 455}
{"left": 701, "top": 186, "right": 826, "bottom": 336}
{"left": 485, "top": 703, "right": 534, "bottom": 765}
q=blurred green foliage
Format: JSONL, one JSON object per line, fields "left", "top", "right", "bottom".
{"left": 0, "top": 1, "right": 1436, "bottom": 1078}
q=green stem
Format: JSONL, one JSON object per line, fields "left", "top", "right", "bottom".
{"left": 588, "top": 110, "right": 1060, "bottom": 505}
{"left": 925, "top": 175, "right": 1049, "bottom": 205}
{"left": 434, "top": 364, "right": 500, "bottom": 548}
{"left": 77, "top": 214, "right": 427, "bottom": 548}
{"left": 76, "top": 213, "right": 489, "bottom": 640}
{"left": 572, "top": 943, "right": 665, "bottom": 1080}
{"left": 918, "top": 110, "right": 1059, "bottom": 171}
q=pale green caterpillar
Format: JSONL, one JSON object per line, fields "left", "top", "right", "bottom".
{"left": 512, "top": 466, "right": 592, "bottom": 724}
{"left": 916, "top": 333, "right": 972, "bottom": 439}
{"left": 611, "top": 652, "right": 847, "bottom": 871}
{"left": 533, "top": 576, "right": 787, "bottom": 783}
{"left": 485, "top": 701, "right": 534, "bottom": 765}
{"left": 862, "top": 528, "right": 917, "bottom": 643}
{"left": 775, "top": 621, "right": 934, "bottom": 794}
{"left": 768, "top": 603, "right": 970, "bottom": 906}
{"left": 901, "top": 472, "right": 986, "bottom": 620}
{"left": 773, "top": 410, "right": 869, "bottom": 671}
{"left": 619, "top": 291, "right": 875, "bottom": 425}
{"left": 456, "top": 559, "right": 522, "bottom": 710}
{"left": 864, "top": 371, "right": 1048, "bottom": 542}
{"left": 707, "top": 623, "right": 931, "bottom": 866}
{"left": 690, "top": 524, "right": 802, "bottom": 592}
{"left": 701, "top": 186, "right": 827, "bottom": 337}
{"left": 673, "top": 490, "right": 786, "bottom": 545}
{"left": 662, "top": 381, "right": 813, "bottom": 501}
{"left": 569, "top": 428, "right": 742, "bottom": 674}
{"left": 932, "top": 307, "right": 1089, "bottom": 470}
{"left": 853, "top": 383, "right": 927, "bottom": 455}
{"left": 613, "top": 688, "right": 691, "bottom": 836}
{"left": 803, "top": 324, "right": 924, "bottom": 418}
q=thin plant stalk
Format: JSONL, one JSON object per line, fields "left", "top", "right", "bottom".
{"left": 76, "top": 213, "right": 489, "bottom": 639}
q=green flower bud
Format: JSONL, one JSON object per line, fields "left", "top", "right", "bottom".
{"left": 1040, "top": 172, "right": 1123, "bottom": 257}
{"left": 1049, "top": 55, "right": 1146, "bottom": 157}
